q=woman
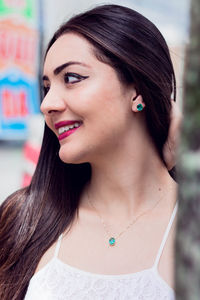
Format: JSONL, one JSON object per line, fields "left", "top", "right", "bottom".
{"left": 0, "top": 4, "right": 179, "bottom": 299}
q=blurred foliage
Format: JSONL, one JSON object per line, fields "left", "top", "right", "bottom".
{"left": 181, "top": 0, "right": 200, "bottom": 150}
{"left": 176, "top": 0, "right": 200, "bottom": 299}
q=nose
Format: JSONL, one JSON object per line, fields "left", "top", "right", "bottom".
{"left": 40, "top": 87, "right": 66, "bottom": 115}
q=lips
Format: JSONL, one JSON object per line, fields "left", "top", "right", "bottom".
{"left": 54, "top": 120, "right": 82, "bottom": 141}
{"left": 54, "top": 120, "right": 81, "bottom": 130}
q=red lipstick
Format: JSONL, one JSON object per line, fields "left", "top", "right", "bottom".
{"left": 58, "top": 127, "right": 80, "bottom": 141}
{"left": 54, "top": 120, "right": 82, "bottom": 141}
{"left": 54, "top": 120, "right": 81, "bottom": 130}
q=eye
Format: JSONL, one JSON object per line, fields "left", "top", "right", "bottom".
{"left": 42, "top": 85, "right": 50, "bottom": 96}
{"left": 64, "top": 72, "right": 89, "bottom": 84}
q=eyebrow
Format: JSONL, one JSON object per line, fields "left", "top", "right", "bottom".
{"left": 42, "top": 61, "right": 90, "bottom": 81}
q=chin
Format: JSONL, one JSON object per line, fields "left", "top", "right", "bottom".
{"left": 58, "top": 147, "right": 87, "bottom": 164}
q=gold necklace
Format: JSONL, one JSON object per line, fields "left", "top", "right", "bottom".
{"left": 88, "top": 196, "right": 162, "bottom": 247}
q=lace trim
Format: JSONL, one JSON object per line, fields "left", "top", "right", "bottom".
{"left": 25, "top": 258, "right": 175, "bottom": 300}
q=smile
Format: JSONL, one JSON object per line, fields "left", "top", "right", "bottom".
{"left": 58, "top": 122, "right": 80, "bottom": 134}
{"left": 55, "top": 121, "right": 82, "bottom": 141}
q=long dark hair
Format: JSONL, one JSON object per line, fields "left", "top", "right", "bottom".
{"left": 0, "top": 4, "right": 176, "bottom": 299}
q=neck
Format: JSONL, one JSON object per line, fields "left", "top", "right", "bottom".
{"left": 80, "top": 138, "right": 177, "bottom": 223}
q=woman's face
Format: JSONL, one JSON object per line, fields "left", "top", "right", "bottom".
{"left": 41, "top": 33, "right": 136, "bottom": 164}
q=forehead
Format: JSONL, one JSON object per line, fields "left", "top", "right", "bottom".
{"left": 44, "top": 33, "right": 97, "bottom": 73}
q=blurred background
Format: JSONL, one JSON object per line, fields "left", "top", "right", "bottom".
{"left": 0, "top": 0, "right": 191, "bottom": 202}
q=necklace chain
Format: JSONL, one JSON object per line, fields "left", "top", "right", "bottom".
{"left": 88, "top": 195, "right": 162, "bottom": 246}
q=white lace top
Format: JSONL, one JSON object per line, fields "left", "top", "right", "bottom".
{"left": 24, "top": 203, "right": 178, "bottom": 300}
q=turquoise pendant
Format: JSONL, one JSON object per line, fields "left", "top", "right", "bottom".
{"left": 109, "top": 237, "right": 116, "bottom": 246}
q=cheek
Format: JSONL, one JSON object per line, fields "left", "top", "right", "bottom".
{"left": 44, "top": 116, "right": 55, "bottom": 134}
{"left": 69, "top": 80, "right": 124, "bottom": 117}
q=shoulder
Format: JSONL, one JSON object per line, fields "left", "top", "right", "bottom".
{"left": 34, "top": 241, "right": 57, "bottom": 274}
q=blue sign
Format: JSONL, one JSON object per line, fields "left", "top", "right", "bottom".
{"left": 0, "top": 71, "right": 40, "bottom": 139}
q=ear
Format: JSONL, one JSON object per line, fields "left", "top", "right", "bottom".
{"left": 131, "top": 94, "right": 146, "bottom": 112}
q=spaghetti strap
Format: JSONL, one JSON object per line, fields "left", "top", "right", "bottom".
{"left": 153, "top": 202, "right": 178, "bottom": 269}
{"left": 53, "top": 234, "right": 63, "bottom": 258}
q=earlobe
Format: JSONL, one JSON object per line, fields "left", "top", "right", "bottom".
{"left": 131, "top": 94, "right": 146, "bottom": 112}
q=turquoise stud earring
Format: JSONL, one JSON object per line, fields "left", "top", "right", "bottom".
{"left": 137, "top": 104, "right": 143, "bottom": 111}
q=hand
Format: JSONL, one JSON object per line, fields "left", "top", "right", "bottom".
{"left": 163, "top": 101, "right": 183, "bottom": 170}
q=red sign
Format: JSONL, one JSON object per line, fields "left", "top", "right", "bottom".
{"left": 2, "top": 88, "right": 29, "bottom": 118}
{"left": 0, "top": 20, "right": 37, "bottom": 75}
